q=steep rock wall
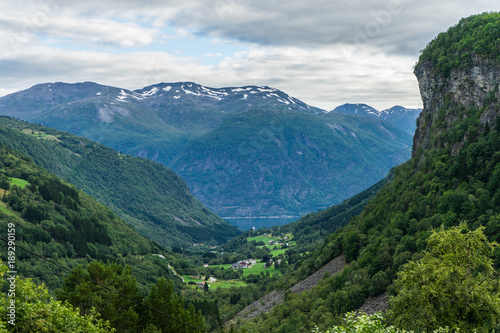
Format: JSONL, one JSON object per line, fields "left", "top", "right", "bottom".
{"left": 413, "top": 55, "right": 500, "bottom": 156}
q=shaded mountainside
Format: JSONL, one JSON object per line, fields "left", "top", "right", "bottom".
{"left": 0, "top": 117, "right": 241, "bottom": 248}
{"left": 0, "top": 141, "right": 182, "bottom": 292}
{"left": 280, "top": 173, "right": 391, "bottom": 247}
{"left": 236, "top": 12, "right": 500, "bottom": 332}
{"left": 0, "top": 82, "right": 413, "bottom": 218}
{"left": 171, "top": 109, "right": 410, "bottom": 217}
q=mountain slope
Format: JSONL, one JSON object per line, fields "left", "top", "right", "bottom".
{"left": 237, "top": 12, "right": 500, "bottom": 332}
{"left": 332, "top": 103, "right": 422, "bottom": 135}
{"left": 170, "top": 109, "right": 411, "bottom": 217}
{"left": 0, "top": 82, "right": 324, "bottom": 165}
{"left": 0, "top": 117, "right": 241, "bottom": 248}
{"left": 0, "top": 82, "right": 413, "bottom": 218}
{"left": 0, "top": 140, "right": 180, "bottom": 291}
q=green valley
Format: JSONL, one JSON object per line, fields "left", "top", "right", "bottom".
{"left": 2, "top": 11, "right": 500, "bottom": 333}
{"left": 0, "top": 117, "right": 241, "bottom": 248}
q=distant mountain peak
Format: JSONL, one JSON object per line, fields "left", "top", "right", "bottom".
{"left": 333, "top": 103, "right": 380, "bottom": 116}
{"left": 332, "top": 103, "right": 422, "bottom": 135}
{"left": 118, "top": 82, "right": 324, "bottom": 113}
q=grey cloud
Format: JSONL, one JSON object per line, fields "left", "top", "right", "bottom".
{"left": 7, "top": 0, "right": 494, "bottom": 55}
{"left": 0, "top": 0, "right": 495, "bottom": 110}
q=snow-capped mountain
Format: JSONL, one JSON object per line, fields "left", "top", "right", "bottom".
{"left": 332, "top": 103, "right": 422, "bottom": 134}
{"left": 0, "top": 81, "right": 414, "bottom": 218}
{"left": 129, "top": 82, "right": 322, "bottom": 113}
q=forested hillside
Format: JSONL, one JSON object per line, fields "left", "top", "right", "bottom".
{"left": 235, "top": 12, "right": 500, "bottom": 332}
{"left": 0, "top": 83, "right": 412, "bottom": 219}
{"left": 0, "top": 137, "right": 210, "bottom": 332}
{"left": 0, "top": 117, "right": 241, "bottom": 248}
{"left": 0, "top": 140, "right": 184, "bottom": 291}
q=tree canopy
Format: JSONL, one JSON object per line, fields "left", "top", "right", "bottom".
{"left": 388, "top": 224, "right": 500, "bottom": 332}
{"left": 0, "top": 262, "right": 113, "bottom": 332}
{"left": 416, "top": 12, "right": 500, "bottom": 77}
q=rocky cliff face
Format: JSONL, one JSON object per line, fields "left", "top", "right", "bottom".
{"left": 413, "top": 55, "right": 500, "bottom": 156}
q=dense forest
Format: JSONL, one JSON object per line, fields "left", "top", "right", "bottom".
{"left": 0, "top": 141, "right": 166, "bottom": 288}
{"left": 0, "top": 117, "right": 241, "bottom": 248}
{"left": 416, "top": 12, "right": 500, "bottom": 76}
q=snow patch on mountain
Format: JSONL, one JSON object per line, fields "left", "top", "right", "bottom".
{"left": 141, "top": 86, "right": 160, "bottom": 97}
{"left": 97, "top": 104, "right": 130, "bottom": 122}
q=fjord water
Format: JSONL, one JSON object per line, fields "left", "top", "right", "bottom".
{"left": 225, "top": 217, "right": 299, "bottom": 230}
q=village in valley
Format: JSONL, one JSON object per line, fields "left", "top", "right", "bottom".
{"left": 182, "top": 231, "right": 295, "bottom": 290}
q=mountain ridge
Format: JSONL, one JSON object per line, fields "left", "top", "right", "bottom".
{"left": 0, "top": 117, "right": 241, "bottom": 248}
{"left": 0, "top": 81, "right": 415, "bottom": 218}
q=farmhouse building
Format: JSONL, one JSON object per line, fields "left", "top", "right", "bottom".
{"left": 231, "top": 260, "right": 250, "bottom": 269}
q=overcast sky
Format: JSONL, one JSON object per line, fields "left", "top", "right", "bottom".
{"left": 0, "top": 1, "right": 497, "bottom": 110}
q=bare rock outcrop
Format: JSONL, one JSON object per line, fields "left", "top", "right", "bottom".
{"left": 228, "top": 256, "right": 346, "bottom": 325}
{"left": 413, "top": 56, "right": 500, "bottom": 157}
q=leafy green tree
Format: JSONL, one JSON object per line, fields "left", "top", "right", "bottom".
{"left": 312, "top": 312, "right": 397, "bottom": 333}
{"left": 144, "top": 277, "right": 205, "bottom": 333}
{"left": 312, "top": 312, "right": 462, "bottom": 333}
{"left": 57, "top": 261, "right": 141, "bottom": 332}
{"left": 0, "top": 262, "right": 113, "bottom": 332}
{"left": 388, "top": 223, "right": 500, "bottom": 332}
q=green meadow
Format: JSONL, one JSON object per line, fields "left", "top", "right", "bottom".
{"left": 10, "top": 177, "right": 30, "bottom": 188}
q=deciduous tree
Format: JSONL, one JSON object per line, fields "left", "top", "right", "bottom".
{"left": 388, "top": 223, "right": 500, "bottom": 331}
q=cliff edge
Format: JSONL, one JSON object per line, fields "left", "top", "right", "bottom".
{"left": 412, "top": 12, "right": 500, "bottom": 157}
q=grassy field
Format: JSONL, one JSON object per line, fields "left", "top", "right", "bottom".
{"left": 241, "top": 262, "right": 281, "bottom": 277}
{"left": 182, "top": 275, "right": 247, "bottom": 289}
{"left": 10, "top": 177, "right": 30, "bottom": 188}
{"left": 182, "top": 275, "right": 205, "bottom": 283}
{"left": 0, "top": 204, "right": 15, "bottom": 216}
{"left": 270, "top": 248, "right": 287, "bottom": 256}
{"left": 209, "top": 264, "right": 232, "bottom": 270}
{"left": 22, "top": 129, "right": 60, "bottom": 141}
{"left": 247, "top": 235, "right": 279, "bottom": 243}
{"left": 211, "top": 280, "right": 247, "bottom": 288}
{"left": 207, "top": 261, "right": 281, "bottom": 278}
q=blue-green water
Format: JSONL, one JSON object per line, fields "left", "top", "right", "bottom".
{"left": 225, "top": 217, "right": 299, "bottom": 231}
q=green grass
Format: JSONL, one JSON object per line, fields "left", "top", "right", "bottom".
{"left": 182, "top": 275, "right": 247, "bottom": 289}
{"left": 270, "top": 248, "right": 287, "bottom": 256}
{"left": 206, "top": 261, "right": 281, "bottom": 278}
{"left": 0, "top": 204, "right": 15, "bottom": 216}
{"left": 241, "top": 262, "right": 281, "bottom": 277}
{"left": 209, "top": 264, "right": 232, "bottom": 270}
{"left": 182, "top": 275, "right": 205, "bottom": 283}
{"left": 10, "top": 177, "right": 30, "bottom": 188}
{"left": 247, "top": 235, "right": 279, "bottom": 243}
{"left": 22, "top": 129, "right": 59, "bottom": 141}
{"left": 210, "top": 280, "right": 247, "bottom": 289}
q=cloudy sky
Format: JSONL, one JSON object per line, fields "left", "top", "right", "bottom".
{"left": 0, "top": 1, "right": 497, "bottom": 110}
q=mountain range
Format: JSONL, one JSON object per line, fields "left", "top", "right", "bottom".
{"left": 0, "top": 117, "right": 240, "bottom": 248}
{"left": 0, "top": 82, "right": 419, "bottom": 218}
